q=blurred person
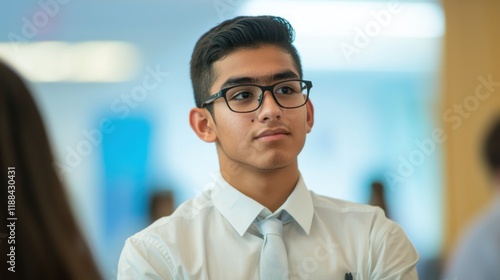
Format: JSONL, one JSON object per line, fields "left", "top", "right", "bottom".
{"left": 149, "top": 190, "right": 175, "bottom": 223}
{"left": 368, "top": 180, "right": 391, "bottom": 218}
{"left": 0, "top": 61, "right": 102, "bottom": 279}
{"left": 444, "top": 116, "right": 500, "bottom": 279}
{"left": 118, "top": 16, "right": 418, "bottom": 279}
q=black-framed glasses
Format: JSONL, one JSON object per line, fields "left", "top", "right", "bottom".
{"left": 201, "top": 79, "right": 313, "bottom": 113}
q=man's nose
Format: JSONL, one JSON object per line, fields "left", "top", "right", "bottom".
{"left": 257, "top": 91, "right": 282, "bottom": 121}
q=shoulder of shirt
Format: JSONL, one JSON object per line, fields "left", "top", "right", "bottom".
{"left": 309, "top": 191, "right": 412, "bottom": 251}
{"left": 309, "top": 191, "right": 396, "bottom": 234}
{"left": 310, "top": 191, "right": 385, "bottom": 215}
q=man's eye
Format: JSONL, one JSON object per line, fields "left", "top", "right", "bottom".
{"left": 275, "top": 86, "right": 295, "bottom": 95}
{"left": 231, "top": 91, "right": 254, "bottom": 100}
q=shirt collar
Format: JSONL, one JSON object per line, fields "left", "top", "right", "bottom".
{"left": 212, "top": 174, "right": 265, "bottom": 236}
{"left": 277, "top": 174, "right": 314, "bottom": 234}
{"left": 212, "top": 173, "right": 314, "bottom": 236}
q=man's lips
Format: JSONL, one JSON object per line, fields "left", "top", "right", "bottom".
{"left": 254, "top": 128, "right": 290, "bottom": 140}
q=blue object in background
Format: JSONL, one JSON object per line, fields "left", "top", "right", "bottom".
{"left": 100, "top": 117, "right": 152, "bottom": 274}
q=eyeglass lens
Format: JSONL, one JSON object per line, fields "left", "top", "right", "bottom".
{"left": 225, "top": 80, "right": 308, "bottom": 112}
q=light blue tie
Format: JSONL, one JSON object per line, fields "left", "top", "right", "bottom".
{"left": 257, "top": 218, "right": 289, "bottom": 280}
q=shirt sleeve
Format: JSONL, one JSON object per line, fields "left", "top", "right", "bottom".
{"left": 369, "top": 214, "right": 419, "bottom": 280}
{"left": 117, "top": 235, "right": 179, "bottom": 280}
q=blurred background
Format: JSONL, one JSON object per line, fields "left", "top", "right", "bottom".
{"left": 1, "top": 0, "right": 498, "bottom": 279}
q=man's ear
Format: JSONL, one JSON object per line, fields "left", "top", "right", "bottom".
{"left": 306, "top": 99, "right": 314, "bottom": 133}
{"left": 189, "top": 108, "right": 218, "bottom": 143}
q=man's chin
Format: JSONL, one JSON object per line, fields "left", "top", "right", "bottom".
{"left": 254, "top": 154, "right": 295, "bottom": 171}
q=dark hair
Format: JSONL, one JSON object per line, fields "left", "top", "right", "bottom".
{"left": 0, "top": 61, "right": 102, "bottom": 279}
{"left": 190, "top": 15, "right": 303, "bottom": 112}
{"left": 483, "top": 115, "right": 500, "bottom": 175}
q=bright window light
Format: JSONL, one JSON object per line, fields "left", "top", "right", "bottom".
{"left": 0, "top": 41, "right": 141, "bottom": 82}
{"left": 240, "top": 0, "right": 445, "bottom": 71}
{"left": 241, "top": 0, "right": 444, "bottom": 38}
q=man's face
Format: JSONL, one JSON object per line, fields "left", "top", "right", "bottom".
{"left": 204, "top": 44, "right": 314, "bottom": 173}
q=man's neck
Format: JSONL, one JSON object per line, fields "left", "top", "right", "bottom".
{"left": 220, "top": 162, "right": 300, "bottom": 213}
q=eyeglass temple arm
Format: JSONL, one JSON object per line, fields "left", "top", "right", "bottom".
{"left": 201, "top": 91, "right": 222, "bottom": 108}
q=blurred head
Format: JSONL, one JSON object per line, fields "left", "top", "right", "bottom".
{"left": 0, "top": 61, "right": 101, "bottom": 279}
{"left": 190, "top": 15, "right": 303, "bottom": 114}
{"left": 483, "top": 115, "right": 500, "bottom": 180}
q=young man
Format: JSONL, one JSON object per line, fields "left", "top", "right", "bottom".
{"left": 118, "top": 16, "right": 418, "bottom": 279}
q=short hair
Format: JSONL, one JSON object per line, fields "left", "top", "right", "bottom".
{"left": 190, "top": 15, "right": 303, "bottom": 112}
{"left": 483, "top": 115, "right": 500, "bottom": 175}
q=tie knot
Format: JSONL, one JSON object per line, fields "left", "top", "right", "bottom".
{"left": 257, "top": 218, "right": 283, "bottom": 237}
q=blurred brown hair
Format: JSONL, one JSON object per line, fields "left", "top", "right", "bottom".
{"left": 483, "top": 115, "right": 500, "bottom": 177}
{"left": 0, "top": 61, "right": 102, "bottom": 279}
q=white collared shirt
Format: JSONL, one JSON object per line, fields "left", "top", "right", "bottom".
{"left": 118, "top": 174, "right": 419, "bottom": 279}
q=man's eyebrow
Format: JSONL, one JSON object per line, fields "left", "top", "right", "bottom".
{"left": 220, "top": 70, "right": 299, "bottom": 89}
{"left": 271, "top": 70, "right": 299, "bottom": 81}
